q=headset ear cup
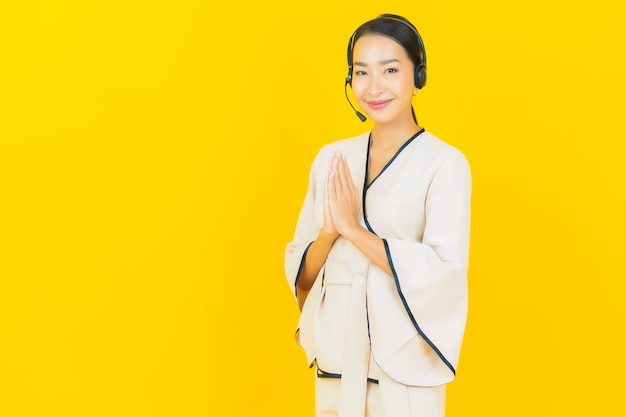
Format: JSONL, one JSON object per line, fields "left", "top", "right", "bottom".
{"left": 414, "top": 64, "right": 426, "bottom": 90}
{"left": 346, "top": 34, "right": 354, "bottom": 86}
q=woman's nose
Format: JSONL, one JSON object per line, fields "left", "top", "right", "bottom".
{"left": 367, "top": 74, "right": 383, "bottom": 96}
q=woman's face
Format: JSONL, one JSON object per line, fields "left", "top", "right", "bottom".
{"left": 351, "top": 34, "right": 416, "bottom": 126}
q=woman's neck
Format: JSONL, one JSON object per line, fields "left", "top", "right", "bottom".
{"left": 370, "top": 120, "right": 422, "bottom": 151}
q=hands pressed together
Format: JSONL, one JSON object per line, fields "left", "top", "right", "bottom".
{"left": 322, "top": 151, "right": 362, "bottom": 239}
{"left": 298, "top": 150, "right": 391, "bottom": 288}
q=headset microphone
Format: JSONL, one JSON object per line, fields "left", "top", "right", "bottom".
{"left": 344, "top": 79, "right": 367, "bottom": 122}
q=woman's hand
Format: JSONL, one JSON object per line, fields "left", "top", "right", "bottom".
{"left": 327, "top": 152, "right": 362, "bottom": 237}
{"left": 321, "top": 158, "right": 339, "bottom": 238}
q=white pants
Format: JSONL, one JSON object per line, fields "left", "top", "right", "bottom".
{"left": 315, "top": 374, "right": 446, "bottom": 417}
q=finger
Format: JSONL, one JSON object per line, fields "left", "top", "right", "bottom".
{"left": 331, "top": 156, "right": 343, "bottom": 195}
{"left": 341, "top": 154, "right": 357, "bottom": 194}
{"left": 325, "top": 167, "right": 331, "bottom": 205}
{"left": 328, "top": 170, "right": 338, "bottom": 200}
{"left": 327, "top": 152, "right": 336, "bottom": 177}
{"left": 326, "top": 153, "right": 337, "bottom": 197}
{"left": 326, "top": 155, "right": 334, "bottom": 186}
{"left": 337, "top": 154, "right": 351, "bottom": 192}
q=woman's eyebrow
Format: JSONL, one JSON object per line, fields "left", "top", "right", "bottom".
{"left": 354, "top": 58, "right": 401, "bottom": 67}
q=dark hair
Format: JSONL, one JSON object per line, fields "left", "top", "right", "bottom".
{"left": 348, "top": 14, "right": 425, "bottom": 76}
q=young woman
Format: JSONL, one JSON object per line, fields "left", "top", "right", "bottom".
{"left": 285, "top": 14, "right": 471, "bottom": 417}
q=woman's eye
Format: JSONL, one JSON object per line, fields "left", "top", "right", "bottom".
{"left": 355, "top": 70, "right": 367, "bottom": 76}
{"left": 384, "top": 68, "right": 398, "bottom": 74}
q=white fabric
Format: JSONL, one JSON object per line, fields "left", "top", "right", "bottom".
{"left": 316, "top": 357, "right": 446, "bottom": 417}
{"left": 337, "top": 274, "right": 369, "bottom": 417}
{"left": 286, "top": 131, "right": 471, "bottom": 415}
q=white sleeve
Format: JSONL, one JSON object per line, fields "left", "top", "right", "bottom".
{"left": 368, "top": 152, "right": 472, "bottom": 385}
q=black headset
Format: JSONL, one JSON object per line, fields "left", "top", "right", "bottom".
{"left": 345, "top": 15, "right": 427, "bottom": 90}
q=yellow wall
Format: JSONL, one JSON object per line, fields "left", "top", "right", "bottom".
{"left": 1, "top": 1, "right": 624, "bottom": 416}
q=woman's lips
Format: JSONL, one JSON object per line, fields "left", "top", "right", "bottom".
{"left": 366, "top": 99, "right": 392, "bottom": 110}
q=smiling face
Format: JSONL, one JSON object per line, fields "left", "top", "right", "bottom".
{"left": 351, "top": 34, "right": 416, "bottom": 127}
